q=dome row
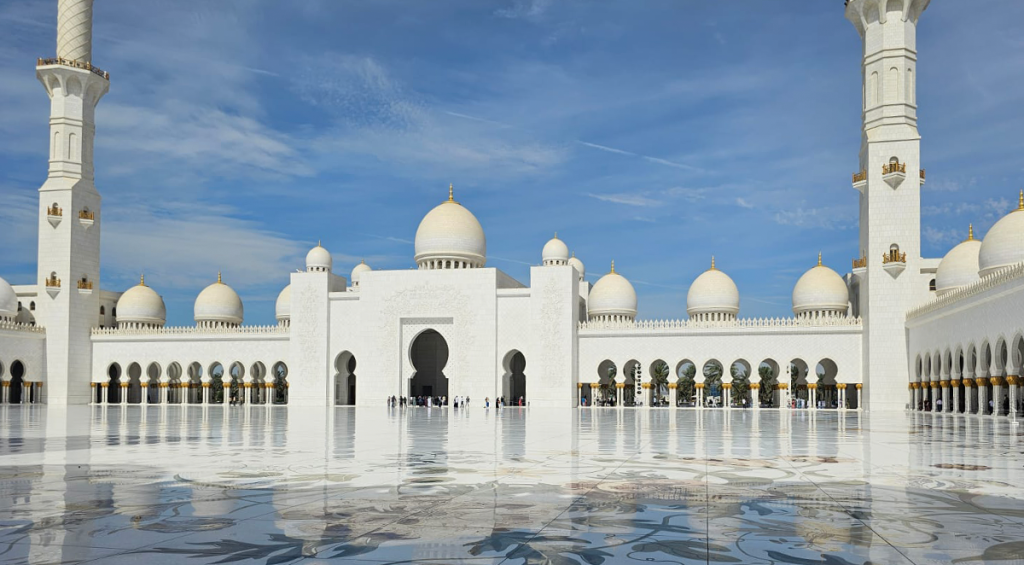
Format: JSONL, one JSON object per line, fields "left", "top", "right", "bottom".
{"left": 586, "top": 255, "right": 849, "bottom": 322}
{"left": 935, "top": 194, "right": 1024, "bottom": 296}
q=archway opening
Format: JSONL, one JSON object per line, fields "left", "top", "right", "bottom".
{"left": 229, "top": 362, "right": 244, "bottom": 404}
{"left": 758, "top": 359, "right": 779, "bottom": 407}
{"left": 503, "top": 350, "right": 527, "bottom": 406}
{"left": 335, "top": 351, "right": 356, "bottom": 406}
{"left": 649, "top": 360, "right": 669, "bottom": 406}
{"left": 595, "top": 359, "right": 617, "bottom": 406}
{"left": 146, "top": 362, "right": 161, "bottom": 404}
{"left": 702, "top": 360, "right": 724, "bottom": 407}
{"left": 623, "top": 359, "right": 641, "bottom": 406}
{"left": 250, "top": 361, "right": 267, "bottom": 403}
{"left": 729, "top": 359, "right": 751, "bottom": 408}
{"left": 9, "top": 361, "right": 26, "bottom": 404}
{"left": 816, "top": 358, "right": 839, "bottom": 409}
{"left": 790, "top": 359, "right": 809, "bottom": 408}
{"left": 127, "top": 362, "right": 143, "bottom": 404}
{"left": 209, "top": 362, "right": 225, "bottom": 404}
{"left": 272, "top": 362, "right": 289, "bottom": 404}
{"left": 409, "top": 330, "right": 448, "bottom": 401}
{"left": 167, "top": 362, "right": 182, "bottom": 403}
{"left": 106, "top": 363, "right": 121, "bottom": 404}
{"left": 187, "top": 362, "right": 203, "bottom": 404}
{"left": 675, "top": 360, "right": 696, "bottom": 407}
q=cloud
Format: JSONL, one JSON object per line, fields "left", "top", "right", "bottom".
{"left": 494, "top": 0, "right": 553, "bottom": 19}
{"left": 923, "top": 226, "right": 963, "bottom": 247}
{"left": 663, "top": 187, "right": 709, "bottom": 202}
{"left": 632, "top": 216, "right": 657, "bottom": 223}
{"left": 586, "top": 192, "right": 662, "bottom": 207}
{"left": 577, "top": 141, "right": 701, "bottom": 172}
{"left": 774, "top": 207, "right": 856, "bottom": 230}
{"left": 735, "top": 197, "right": 755, "bottom": 209}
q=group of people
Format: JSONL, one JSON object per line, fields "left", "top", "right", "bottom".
{"left": 385, "top": 395, "right": 472, "bottom": 408}
{"left": 483, "top": 396, "right": 525, "bottom": 408}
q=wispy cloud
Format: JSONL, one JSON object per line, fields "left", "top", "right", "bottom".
{"left": 577, "top": 141, "right": 701, "bottom": 172}
{"left": 586, "top": 192, "right": 662, "bottom": 207}
{"left": 735, "top": 197, "right": 755, "bottom": 209}
{"left": 774, "top": 207, "right": 856, "bottom": 230}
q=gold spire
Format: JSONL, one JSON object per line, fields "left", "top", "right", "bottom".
{"left": 140, "top": 273, "right": 146, "bottom": 287}
{"left": 817, "top": 252, "right": 822, "bottom": 267}
{"left": 610, "top": 260, "right": 615, "bottom": 274}
{"left": 710, "top": 256, "right": 716, "bottom": 271}
{"left": 318, "top": 239, "right": 322, "bottom": 247}
{"left": 361, "top": 259, "right": 365, "bottom": 265}
{"left": 571, "top": 251, "right": 575, "bottom": 258}
{"left": 967, "top": 224, "right": 974, "bottom": 241}
{"left": 448, "top": 183, "right": 454, "bottom": 202}
{"left": 554, "top": 231, "right": 558, "bottom": 239}
{"left": 1019, "top": 189, "right": 1023, "bottom": 211}
{"left": 217, "top": 271, "right": 222, "bottom": 284}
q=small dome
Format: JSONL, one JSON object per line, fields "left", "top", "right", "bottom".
{"left": 414, "top": 185, "right": 486, "bottom": 269}
{"left": 0, "top": 275, "right": 16, "bottom": 321}
{"left": 194, "top": 273, "right": 243, "bottom": 326}
{"left": 588, "top": 261, "right": 637, "bottom": 319}
{"left": 542, "top": 233, "right": 569, "bottom": 266}
{"left": 936, "top": 226, "right": 982, "bottom": 295}
{"left": 687, "top": 257, "right": 739, "bottom": 319}
{"left": 792, "top": 255, "right": 849, "bottom": 316}
{"left": 116, "top": 275, "right": 167, "bottom": 327}
{"left": 979, "top": 193, "right": 1024, "bottom": 277}
{"left": 568, "top": 252, "right": 585, "bottom": 281}
{"left": 350, "top": 260, "right": 372, "bottom": 287}
{"left": 306, "top": 243, "right": 332, "bottom": 272}
{"left": 275, "top": 284, "right": 291, "bottom": 322}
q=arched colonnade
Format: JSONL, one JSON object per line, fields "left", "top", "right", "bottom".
{"left": 93, "top": 360, "right": 290, "bottom": 406}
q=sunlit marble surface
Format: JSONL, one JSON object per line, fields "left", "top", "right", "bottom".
{"left": 1, "top": 406, "right": 1023, "bottom": 564}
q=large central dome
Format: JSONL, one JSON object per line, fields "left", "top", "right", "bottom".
{"left": 414, "top": 185, "right": 486, "bottom": 269}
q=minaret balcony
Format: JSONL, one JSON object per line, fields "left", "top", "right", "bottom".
{"left": 77, "top": 279, "right": 94, "bottom": 295}
{"left": 919, "top": 168, "right": 926, "bottom": 186}
{"left": 881, "top": 249, "right": 907, "bottom": 278}
{"left": 36, "top": 57, "right": 109, "bottom": 80}
{"left": 882, "top": 162, "right": 907, "bottom": 190}
{"left": 78, "top": 209, "right": 95, "bottom": 228}
{"left": 46, "top": 205, "right": 62, "bottom": 228}
{"left": 852, "top": 171, "right": 867, "bottom": 192}
{"left": 852, "top": 256, "right": 867, "bottom": 277}
{"left": 45, "top": 276, "right": 61, "bottom": 298}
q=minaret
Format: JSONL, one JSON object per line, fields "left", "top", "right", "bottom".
{"left": 36, "top": 0, "right": 109, "bottom": 405}
{"left": 846, "top": 0, "right": 930, "bottom": 411}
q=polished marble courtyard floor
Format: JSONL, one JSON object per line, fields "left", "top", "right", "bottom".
{"left": 1, "top": 406, "right": 1023, "bottom": 564}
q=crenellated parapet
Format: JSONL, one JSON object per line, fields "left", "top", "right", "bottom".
{"left": 0, "top": 320, "right": 46, "bottom": 334}
{"left": 579, "top": 314, "right": 862, "bottom": 332}
{"left": 92, "top": 325, "right": 289, "bottom": 337}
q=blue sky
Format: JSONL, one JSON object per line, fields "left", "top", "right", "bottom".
{"left": 1, "top": 0, "right": 1022, "bottom": 326}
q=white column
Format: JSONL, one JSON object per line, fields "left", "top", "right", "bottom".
{"left": 669, "top": 384, "right": 678, "bottom": 408}
{"left": 941, "top": 382, "right": 950, "bottom": 413}
{"left": 119, "top": 381, "right": 127, "bottom": 406}
{"left": 976, "top": 380, "right": 987, "bottom": 415}
{"left": 992, "top": 379, "right": 1004, "bottom": 416}
{"left": 2, "top": 381, "right": 9, "bottom": 404}
{"left": 751, "top": 385, "right": 760, "bottom": 411}
{"left": 1007, "top": 377, "right": 1018, "bottom": 418}
{"left": 808, "top": 385, "right": 817, "bottom": 410}
{"left": 951, "top": 381, "right": 960, "bottom": 414}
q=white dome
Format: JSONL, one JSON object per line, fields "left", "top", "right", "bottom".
{"left": 568, "top": 253, "right": 585, "bottom": 281}
{"left": 0, "top": 275, "right": 16, "bottom": 321}
{"left": 542, "top": 234, "right": 569, "bottom": 266}
{"left": 116, "top": 276, "right": 167, "bottom": 327}
{"left": 414, "top": 185, "right": 486, "bottom": 269}
{"left": 979, "top": 195, "right": 1024, "bottom": 277}
{"left": 275, "top": 284, "right": 291, "bottom": 322}
{"left": 194, "top": 274, "right": 244, "bottom": 326}
{"left": 306, "top": 243, "right": 332, "bottom": 272}
{"left": 792, "top": 256, "right": 849, "bottom": 316}
{"left": 588, "top": 262, "right": 637, "bottom": 319}
{"left": 936, "top": 227, "right": 982, "bottom": 295}
{"left": 687, "top": 258, "right": 739, "bottom": 318}
{"left": 350, "top": 261, "right": 372, "bottom": 287}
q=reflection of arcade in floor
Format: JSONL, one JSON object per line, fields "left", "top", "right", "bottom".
{"left": 409, "top": 329, "right": 449, "bottom": 399}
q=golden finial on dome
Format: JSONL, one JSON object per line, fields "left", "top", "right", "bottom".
{"left": 818, "top": 252, "right": 822, "bottom": 267}
{"left": 610, "top": 260, "right": 615, "bottom": 274}
{"left": 140, "top": 273, "right": 146, "bottom": 287}
{"left": 1019, "top": 189, "right": 1023, "bottom": 211}
{"left": 710, "top": 256, "right": 716, "bottom": 271}
{"left": 967, "top": 224, "right": 974, "bottom": 241}
{"left": 318, "top": 239, "right": 322, "bottom": 247}
{"left": 217, "top": 271, "right": 222, "bottom": 284}
{"left": 360, "top": 259, "right": 365, "bottom": 265}
{"left": 554, "top": 231, "right": 558, "bottom": 239}
{"left": 571, "top": 251, "right": 575, "bottom": 258}
{"left": 448, "top": 183, "right": 454, "bottom": 202}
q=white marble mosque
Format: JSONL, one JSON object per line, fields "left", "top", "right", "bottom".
{"left": 2, "top": 2, "right": 1024, "bottom": 564}
{"left": 2, "top": 0, "right": 1024, "bottom": 418}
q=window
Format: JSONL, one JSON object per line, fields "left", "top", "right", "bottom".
{"left": 29, "top": 301, "right": 35, "bottom": 311}
{"left": 100, "top": 305, "right": 105, "bottom": 316}
{"left": 929, "top": 279, "right": 936, "bottom": 292}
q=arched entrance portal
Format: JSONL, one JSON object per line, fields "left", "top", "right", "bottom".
{"left": 335, "top": 351, "right": 356, "bottom": 405}
{"left": 503, "top": 351, "right": 526, "bottom": 405}
{"left": 409, "top": 330, "right": 449, "bottom": 400}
